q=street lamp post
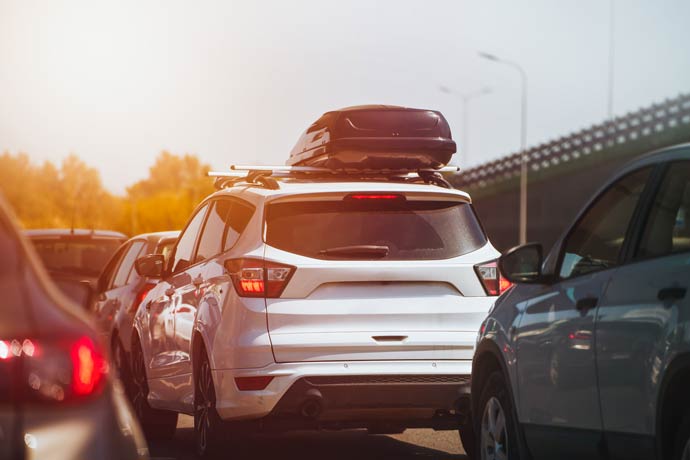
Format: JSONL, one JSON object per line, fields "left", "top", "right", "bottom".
{"left": 438, "top": 85, "right": 492, "bottom": 166}
{"left": 479, "top": 51, "right": 528, "bottom": 245}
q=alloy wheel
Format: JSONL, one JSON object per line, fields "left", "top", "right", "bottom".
{"left": 131, "top": 345, "right": 148, "bottom": 422}
{"left": 195, "top": 357, "right": 216, "bottom": 456}
{"left": 481, "top": 396, "right": 508, "bottom": 460}
{"left": 682, "top": 437, "right": 690, "bottom": 460}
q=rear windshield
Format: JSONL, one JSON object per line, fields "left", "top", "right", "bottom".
{"left": 31, "top": 238, "right": 123, "bottom": 276}
{"left": 265, "top": 198, "right": 487, "bottom": 260}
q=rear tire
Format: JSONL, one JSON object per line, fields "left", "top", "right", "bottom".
{"left": 476, "top": 371, "right": 520, "bottom": 460}
{"left": 674, "top": 413, "right": 690, "bottom": 460}
{"left": 112, "top": 337, "right": 133, "bottom": 398}
{"left": 459, "top": 411, "right": 477, "bottom": 459}
{"left": 130, "top": 337, "right": 178, "bottom": 441}
{"left": 194, "top": 346, "right": 224, "bottom": 458}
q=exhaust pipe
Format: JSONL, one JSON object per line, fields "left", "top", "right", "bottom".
{"left": 300, "top": 389, "right": 323, "bottom": 419}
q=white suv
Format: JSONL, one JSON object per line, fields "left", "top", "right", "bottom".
{"left": 130, "top": 170, "right": 504, "bottom": 457}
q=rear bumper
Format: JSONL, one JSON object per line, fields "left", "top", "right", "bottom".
{"left": 213, "top": 360, "right": 472, "bottom": 429}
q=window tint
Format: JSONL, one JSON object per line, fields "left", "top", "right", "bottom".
{"left": 195, "top": 201, "right": 232, "bottom": 263}
{"left": 637, "top": 161, "right": 690, "bottom": 258}
{"left": 266, "top": 199, "right": 486, "bottom": 260}
{"left": 171, "top": 204, "right": 209, "bottom": 273}
{"left": 97, "top": 243, "right": 128, "bottom": 292}
{"left": 111, "top": 241, "right": 145, "bottom": 289}
{"left": 560, "top": 167, "right": 652, "bottom": 279}
{"left": 31, "top": 238, "right": 122, "bottom": 276}
{"left": 156, "top": 240, "right": 176, "bottom": 266}
{"left": 224, "top": 201, "right": 254, "bottom": 250}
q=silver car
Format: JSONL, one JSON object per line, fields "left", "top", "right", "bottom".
{"left": 473, "top": 144, "right": 690, "bottom": 460}
{"left": 0, "top": 195, "right": 149, "bottom": 460}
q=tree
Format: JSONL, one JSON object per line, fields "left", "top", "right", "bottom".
{"left": 125, "top": 151, "right": 215, "bottom": 234}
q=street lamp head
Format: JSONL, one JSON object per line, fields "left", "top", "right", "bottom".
{"left": 480, "top": 86, "right": 493, "bottom": 95}
{"left": 438, "top": 85, "right": 452, "bottom": 94}
{"left": 478, "top": 51, "right": 499, "bottom": 61}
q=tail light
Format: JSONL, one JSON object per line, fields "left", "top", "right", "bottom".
{"left": 0, "top": 335, "right": 107, "bottom": 403}
{"left": 345, "top": 193, "right": 406, "bottom": 201}
{"left": 129, "top": 282, "right": 156, "bottom": 313}
{"left": 234, "top": 376, "right": 274, "bottom": 391}
{"left": 224, "top": 258, "right": 295, "bottom": 298}
{"left": 475, "top": 260, "right": 512, "bottom": 296}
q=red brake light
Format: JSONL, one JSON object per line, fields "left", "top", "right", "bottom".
{"left": 225, "top": 258, "right": 295, "bottom": 298}
{"left": 346, "top": 193, "right": 405, "bottom": 201}
{"left": 475, "top": 260, "right": 513, "bottom": 296}
{"left": 70, "top": 336, "right": 106, "bottom": 396}
{"left": 234, "top": 376, "right": 274, "bottom": 391}
{"left": 2, "top": 335, "right": 108, "bottom": 403}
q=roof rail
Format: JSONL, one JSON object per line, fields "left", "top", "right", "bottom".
{"left": 208, "top": 165, "right": 460, "bottom": 190}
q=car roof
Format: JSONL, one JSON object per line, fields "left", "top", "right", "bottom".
{"left": 631, "top": 142, "right": 690, "bottom": 166}
{"left": 209, "top": 180, "right": 472, "bottom": 202}
{"left": 24, "top": 228, "right": 127, "bottom": 239}
{"left": 128, "top": 230, "right": 180, "bottom": 245}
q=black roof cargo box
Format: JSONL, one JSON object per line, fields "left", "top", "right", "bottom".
{"left": 287, "top": 105, "right": 456, "bottom": 170}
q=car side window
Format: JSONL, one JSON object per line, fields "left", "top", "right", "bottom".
{"left": 559, "top": 166, "right": 652, "bottom": 279}
{"left": 195, "top": 200, "right": 232, "bottom": 263}
{"left": 97, "top": 243, "right": 128, "bottom": 292}
{"left": 171, "top": 204, "right": 209, "bottom": 273}
{"left": 637, "top": 161, "right": 690, "bottom": 258}
{"left": 223, "top": 200, "right": 255, "bottom": 251}
{"left": 111, "top": 241, "right": 145, "bottom": 289}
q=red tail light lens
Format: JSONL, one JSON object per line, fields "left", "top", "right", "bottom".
{"left": 130, "top": 282, "right": 156, "bottom": 313}
{"left": 225, "top": 258, "right": 295, "bottom": 298}
{"left": 234, "top": 376, "right": 274, "bottom": 391}
{"left": 475, "top": 260, "right": 513, "bottom": 296}
{"left": 1, "top": 335, "right": 108, "bottom": 403}
{"left": 346, "top": 193, "right": 405, "bottom": 201}
{"left": 70, "top": 336, "right": 107, "bottom": 396}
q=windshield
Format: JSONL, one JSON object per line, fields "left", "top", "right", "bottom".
{"left": 30, "top": 238, "right": 123, "bottom": 276}
{"left": 266, "top": 198, "right": 487, "bottom": 260}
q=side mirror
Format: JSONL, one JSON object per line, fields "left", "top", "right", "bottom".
{"left": 135, "top": 254, "right": 165, "bottom": 278}
{"left": 499, "top": 243, "right": 544, "bottom": 284}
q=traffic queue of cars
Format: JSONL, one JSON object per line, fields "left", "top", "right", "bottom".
{"left": 0, "top": 197, "right": 148, "bottom": 460}
{"left": 3, "top": 105, "right": 688, "bottom": 460}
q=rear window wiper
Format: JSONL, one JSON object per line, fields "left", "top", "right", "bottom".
{"left": 318, "top": 245, "right": 389, "bottom": 258}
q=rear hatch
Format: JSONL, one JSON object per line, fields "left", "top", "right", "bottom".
{"left": 263, "top": 190, "right": 499, "bottom": 363}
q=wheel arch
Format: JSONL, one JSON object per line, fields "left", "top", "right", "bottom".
{"left": 472, "top": 339, "right": 512, "bottom": 417}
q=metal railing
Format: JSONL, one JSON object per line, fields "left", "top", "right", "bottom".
{"left": 454, "top": 92, "right": 690, "bottom": 190}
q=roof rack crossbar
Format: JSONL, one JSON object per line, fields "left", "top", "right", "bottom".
{"left": 208, "top": 165, "right": 459, "bottom": 190}
{"left": 228, "top": 164, "right": 460, "bottom": 173}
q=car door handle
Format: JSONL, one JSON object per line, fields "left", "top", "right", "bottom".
{"left": 372, "top": 335, "right": 408, "bottom": 342}
{"left": 658, "top": 287, "right": 687, "bottom": 302}
{"left": 575, "top": 297, "right": 598, "bottom": 312}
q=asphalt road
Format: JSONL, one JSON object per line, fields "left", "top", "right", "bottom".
{"left": 149, "top": 415, "right": 469, "bottom": 460}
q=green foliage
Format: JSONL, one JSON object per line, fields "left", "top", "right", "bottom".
{"left": 0, "top": 150, "right": 214, "bottom": 236}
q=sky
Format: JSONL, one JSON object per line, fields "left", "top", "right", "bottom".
{"left": 1, "top": 0, "right": 689, "bottom": 193}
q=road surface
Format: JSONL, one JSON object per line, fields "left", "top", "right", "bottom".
{"left": 149, "top": 415, "right": 469, "bottom": 460}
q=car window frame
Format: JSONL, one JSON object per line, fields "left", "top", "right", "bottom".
{"left": 194, "top": 198, "right": 232, "bottom": 264}
{"left": 223, "top": 197, "right": 256, "bottom": 252}
{"left": 627, "top": 160, "right": 690, "bottom": 263}
{"left": 554, "top": 163, "right": 661, "bottom": 282}
{"left": 192, "top": 196, "right": 256, "bottom": 264}
{"left": 97, "top": 242, "right": 130, "bottom": 292}
{"left": 168, "top": 202, "right": 211, "bottom": 275}
{"left": 110, "top": 239, "right": 146, "bottom": 289}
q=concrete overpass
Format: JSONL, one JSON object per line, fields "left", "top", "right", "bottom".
{"left": 452, "top": 93, "right": 690, "bottom": 252}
